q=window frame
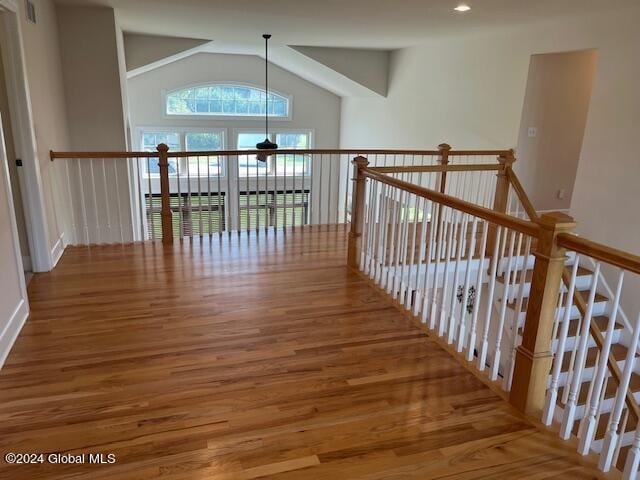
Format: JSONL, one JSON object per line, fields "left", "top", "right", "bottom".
{"left": 135, "top": 126, "right": 227, "bottom": 178}
{"left": 162, "top": 82, "right": 293, "bottom": 121}
{"left": 233, "top": 127, "right": 314, "bottom": 177}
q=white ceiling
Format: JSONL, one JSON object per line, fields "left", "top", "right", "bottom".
{"left": 57, "top": 0, "right": 635, "bottom": 49}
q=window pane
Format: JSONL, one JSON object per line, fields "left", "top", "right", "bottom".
{"left": 166, "top": 84, "right": 289, "bottom": 117}
{"left": 238, "top": 132, "right": 269, "bottom": 176}
{"left": 186, "top": 132, "right": 223, "bottom": 176}
{"left": 140, "top": 131, "right": 180, "bottom": 175}
{"left": 275, "top": 133, "right": 310, "bottom": 175}
{"left": 186, "top": 132, "right": 221, "bottom": 151}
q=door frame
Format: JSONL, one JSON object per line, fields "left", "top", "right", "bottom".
{"left": 0, "top": 0, "right": 54, "bottom": 271}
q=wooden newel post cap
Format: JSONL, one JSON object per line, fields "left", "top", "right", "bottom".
{"left": 352, "top": 156, "right": 369, "bottom": 168}
{"left": 537, "top": 212, "right": 577, "bottom": 238}
{"left": 438, "top": 143, "right": 451, "bottom": 151}
{"left": 498, "top": 149, "right": 516, "bottom": 166}
{"left": 156, "top": 143, "right": 169, "bottom": 153}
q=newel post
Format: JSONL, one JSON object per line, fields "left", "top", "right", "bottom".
{"left": 436, "top": 143, "right": 451, "bottom": 194}
{"left": 433, "top": 143, "right": 451, "bottom": 241}
{"left": 486, "top": 150, "right": 515, "bottom": 254}
{"left": 509, "top": 212, "right": 576, "bottom": 414}
{"left": 347, "top": 156, "right": 369, "bottom": 269}
{"left": 156, "top": 143, "right": 173, "bottom": 245}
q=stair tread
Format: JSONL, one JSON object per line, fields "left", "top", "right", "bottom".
{"left": 508, "top": 289, "right": 608, "bottom": 313}
{"left": 497, "top": 265, "right": 593, "bottom": 284}
{"left": 556, "top": 346, "right": 640, "bottom": 408}
{"left": 560, "top": 343, "right": 627, "bottom": 371}
{"left": 565, "top": 315, "right": 623, "bottom": 337}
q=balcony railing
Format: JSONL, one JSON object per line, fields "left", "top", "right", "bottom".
{"left": 50, "top": 144, "right": 514, "bottom": 245}
{"left": 50, "top": 142, "right": 640, "bottom": 477}
{"left": 347, "top": 152, "right": 640, "bottom": 479}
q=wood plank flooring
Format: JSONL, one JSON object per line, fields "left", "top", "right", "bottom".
{"left": 0, "top": 225, "right": 609, "bottom": 479}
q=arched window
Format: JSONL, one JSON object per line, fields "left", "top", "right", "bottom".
{"left": 166, "top": 84, "right": 290, "bottom": 118}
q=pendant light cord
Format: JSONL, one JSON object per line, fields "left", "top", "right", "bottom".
{"left": 264, "top": 34, "right": 270, "bottom": 140}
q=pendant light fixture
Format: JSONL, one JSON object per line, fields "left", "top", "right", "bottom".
{"left": 256, "top": 33, "right": 277, "bottom": 161}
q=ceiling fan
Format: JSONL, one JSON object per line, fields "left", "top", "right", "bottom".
{"left": 256, "top": 33, "right": 277, "bottom": 162}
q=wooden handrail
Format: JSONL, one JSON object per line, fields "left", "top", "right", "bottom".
{"left": 448, "top": 149, "right": 512, "bottom": 156}
{"left": 50, "top": 150, "right": 157, "bottom": 159}
{"left": 49, "top": 148, "right": 512, "bottom": 161}
{"left": 557, "top": 233, "right": 640, "bottom": 275}
{"left": 562, "top": 267, "right": 640, "bottom": 423}
{"left": 506, "top": 168, "right": 539, "bottom": 221}
{"left": 361, "top": 166, "right": 540, "bottom": 238}
{"left": 370, "top": 164, "right": 502, "bottom": 174}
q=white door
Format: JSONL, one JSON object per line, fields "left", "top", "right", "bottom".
{"left": 0, "top": 113, "right": 29, "bottom": 367}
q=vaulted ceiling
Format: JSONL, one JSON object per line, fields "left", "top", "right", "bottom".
{"left": 57, "top": 0, "right": 634, "bottom": 49}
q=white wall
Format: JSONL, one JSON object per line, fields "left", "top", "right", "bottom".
{"left": 57, "top": 7, "right": 127, "bottom": 151}
{"left": 124, "top": 33, "right": 208, "bottom": 72}
{"left": 56, "top": 6, "right": 132, "bottom": 244}
{"left": 291, "top": 46, "right": 390, "bottom": 96}
{"left": 340, "top": 7, "right": 640, "bottom": 315}
{"left": 128, "top": 52, "right": 340, "bottom": 148}
{"left": 19, "top": 0, "right": 71, "bottom": 263}
{"left": 128, "top": 52, "right": 342, "bottom": 227}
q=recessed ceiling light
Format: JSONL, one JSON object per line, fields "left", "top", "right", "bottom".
{"left": 454, "top": 4, "right": 471, "bottom": 12}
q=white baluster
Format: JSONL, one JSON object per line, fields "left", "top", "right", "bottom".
{"left": 509, "top": 231, "right": 523, "bottom": 303}
{"left": 419, "top": 200, "right": 438, "bottom": 323}
{"left": 490, "top": 228, "right": 517, "bottom": 381}
{"left": 361, "top": 179, "right": 374, "bottom": 272}
{"left": 395, "top": 189, "right": 409, "bottom": 300}
{"left": 478, "top": 225, "right": 502, "bottom": 371}
{"left": 438, "top": 210, "right": 460, "bottom": 337}
{"left": 405, "top": 196, "right": 423, "bottom": 310}
{"left": 578, "top": 271, "right": 625, "bottom": 454}
{"left": 599, "top": 312, "right": 640, "bottom": 472}
{"left": 368, "top": 181, "right": 381, "bottom": 278}
{"left": 133, "top": 157, "right": 144, "bottom": 240}
{"left": 395, "top": 191, "right": 411, "bottom": 300}
{"left": 503, "top": 235, "right": 532, "bottom": 391}
{"left": 447, "top": 213, "right": 469, "bottom": 344}
{"left": 375, "top": 184, "right": 389, "bottom": 285}
{"left": 466, "top": 219, "right": 488, "bottom": 361}
{"left": 384, "top": 187, "right": 401, "bottom": 293}
{"left": 543, "top": 257, "right": 581, "bottom": 426}
{"left": 413, "top": 198, "right": 432, "bottom": 317}
{"left": 615, "top": 409, "right": 630, "bottom": 469}
{"left": 429, "top": 206, "right": 448, "bottom": 330}
{"left": 560, "top": 263, "right": 601, "bottom": 439}
{"left": 623, "top": 421, "right": 640, "bottom": 480}
{"left": 456, "top": 216, "right": 479, "bottom": 353}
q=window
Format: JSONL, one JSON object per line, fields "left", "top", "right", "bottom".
{"left": 139, "top": 129, "right": 225, "bottom": 177}
{"left": 166, "top": 84, "right": 289, "bottom": 118}
{"left": 237, "top": 131, "right": 311, "bottom": 177}
{"left": 237, "top": 130, "right": 312, "bottom": 228}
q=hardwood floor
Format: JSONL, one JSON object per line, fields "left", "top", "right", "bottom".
{"left": 0, "top": 225, "right": 609, "bottom": 479}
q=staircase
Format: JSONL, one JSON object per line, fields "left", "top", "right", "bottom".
{"left": 347, "top": 146, "right": 640, "bottom": 479}
{"left": 492, "top": 245, "right": 640, "bottom": 471}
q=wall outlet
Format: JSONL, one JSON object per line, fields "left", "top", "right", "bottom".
{"left": 527, "top": 127, "right": 537, "bottom": 138}
{"left": 557, "top": 189, "right": 565, "bottom": 200}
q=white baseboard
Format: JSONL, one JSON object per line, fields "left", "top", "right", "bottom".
{"left": 50, "top": 233, "right": 65, "bottom": 269}
{"left": 0, "top": 299, "right": 28, "bottom": 369}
